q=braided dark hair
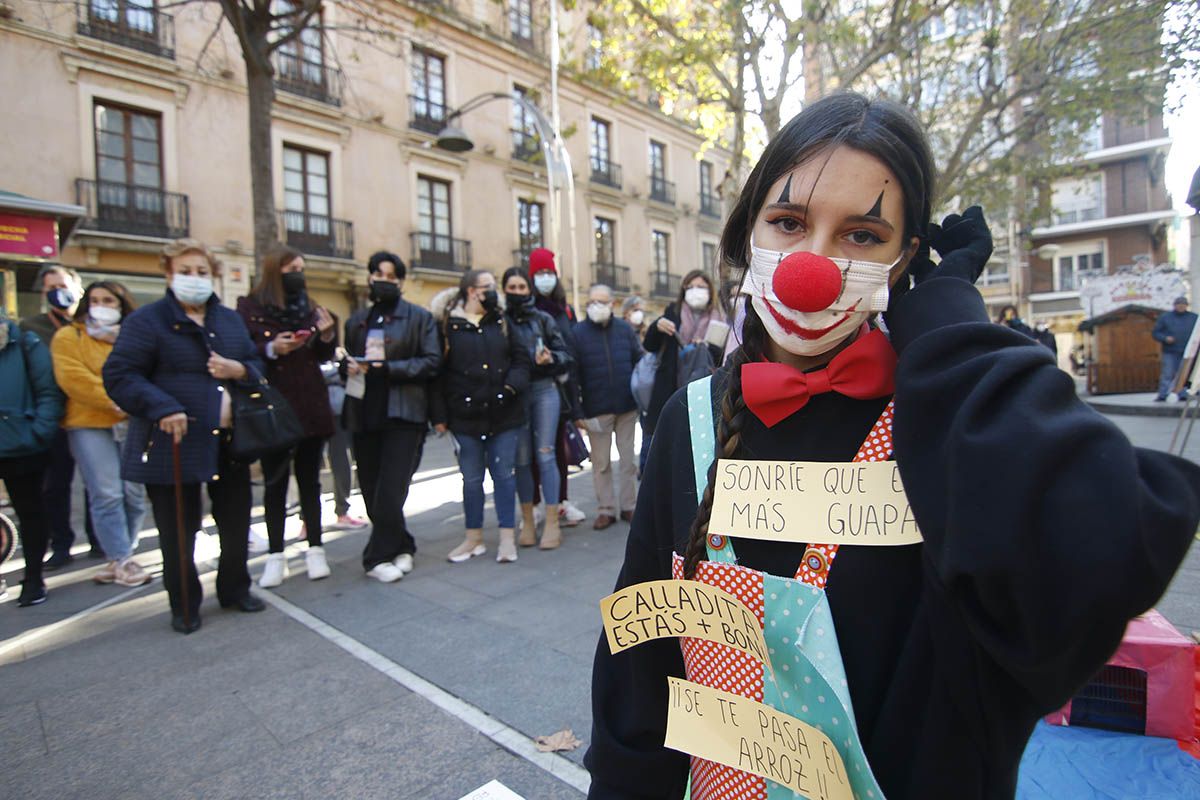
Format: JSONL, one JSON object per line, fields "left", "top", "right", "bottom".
{"left": 683, "top": 303, "right": 767, "bottom": 578}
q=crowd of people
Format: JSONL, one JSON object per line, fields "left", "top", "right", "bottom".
{"left": 0, "top": 240, "right": 729, "bottom": 632}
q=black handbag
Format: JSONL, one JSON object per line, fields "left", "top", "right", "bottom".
{"left": 227, "top": 377, "right": 304, "bottom": 462}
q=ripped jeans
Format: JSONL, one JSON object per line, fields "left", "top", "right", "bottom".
{"left": 515, "top": 379, "right": 562, "bottom": 506}
{"left": 454, "top": 427, "right": 519, "bottom": 530}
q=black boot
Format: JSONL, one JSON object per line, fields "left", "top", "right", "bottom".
{"left": 170, "top": 612, "right": 202, "bottom": 634}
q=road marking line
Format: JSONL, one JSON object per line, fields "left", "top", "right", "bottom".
{"left": 257, "top": 587, "right": 592, "bottom": 796}
{"left": 0, "top": 581, "right": 154, "bottom": 659}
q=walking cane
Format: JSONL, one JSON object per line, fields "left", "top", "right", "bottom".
{"left": 171, "top": 437, "right": 191, "bottom": 630}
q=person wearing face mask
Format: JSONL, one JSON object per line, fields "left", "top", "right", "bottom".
{"left": 341, "top": 251, "right": 441, "bottom": 583}
{"left": 527, "top": 248, "right": 588, "bottom": 529}
{"left": 103, "top": 238, "right": 267, "bottom": 634}
{"left": 586, "top": 93, "right": 1200, "bottom": 800}
{"left": 50, "top": 281, "right": 150, "bottom": 589}
{"left": 641, "top": 269, "right": 726, "bottom": 444}
{"left": 237, "top": 246, "right": 338, "bottom": 585}
{"left": 501, "top": 267, "right": 574, "bottom": 550}
{"left": 431, "top": 270, "right": 531, "bottom": 564}
{"left": 21, "top": 264, "right": 100, "bottom": 569}
{"left": 0, "top": 306, "right": 64, "bottom": 606}
{"left": 573, "top": 285, "right": 643, "bottom": 529}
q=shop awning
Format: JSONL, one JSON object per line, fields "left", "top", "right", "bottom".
{"left": 0, "top": 190, "right": 85, "bottom": 260}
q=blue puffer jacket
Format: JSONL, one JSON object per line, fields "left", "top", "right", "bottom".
{"left": 0, "top": 319, "right": 64, "bottom": 459}
{"left": 572, "top": 317, "right": 641, "bottom": 418}
{"left": 1152, "top": 310, "right": 1198, "bottom": 356}
{"left": 103, "top": 291, "right": 264, "bottom": 485}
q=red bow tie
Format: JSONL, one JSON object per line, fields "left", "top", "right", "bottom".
{"left": 742, "top": 329, "right": 897, "bottom": 427}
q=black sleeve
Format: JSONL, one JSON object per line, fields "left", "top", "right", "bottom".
{"left": 388, "top": 311, "right": 443, "bottom": 384}
{"left": 503, "top": 323, "right": 532, "bottom": 397}
{"left": 888, "top": 277, "right": 1200, "bottom": 710}
{"left": 543, "top": 314, "right": 574, "bottom": 376}
{"left": 585, "top": 394, "right": 694, "bottom": 800}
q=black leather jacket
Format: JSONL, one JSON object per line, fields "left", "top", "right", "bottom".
{"left": 341, "top": 298, "right": 442, "bottom": 431}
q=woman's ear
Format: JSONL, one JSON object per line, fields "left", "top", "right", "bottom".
{"left": 887, "top": 236, "right": 921, "bottom": 288}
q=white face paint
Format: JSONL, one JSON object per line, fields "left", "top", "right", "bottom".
{"left": 742, "top": 239, "right": 902, "bottom": 356}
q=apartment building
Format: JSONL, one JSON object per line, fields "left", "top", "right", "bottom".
{"left": 1026, "top": 112, "right": 1174, "bottom": 336}
{"left": 0, "top": 0, "right": 729, "bottom": 322}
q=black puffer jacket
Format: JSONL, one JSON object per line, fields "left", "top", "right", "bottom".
{"left": 504, "top": 299, "right": 573, "bottom": 383}
{"left": 431, "top": 306, "right": 532, "bottom": 437}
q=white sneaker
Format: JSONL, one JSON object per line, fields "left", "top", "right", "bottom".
{"left": 305, "top": 546, "right": 331, "bottom": 580}
{"left": 259, "top": 553, "right": 288, "bottom": 588}
{"left": 392, "top": 553, "right": 414, "bottom": 575}
{"left": 247, "top": 529, "right": 269, "bottom": 555}
{"left": 366, "top": 562, "right": 403, "bottom": 583}
{"left": 561, "top": 500, "right": 586, "bottom": 526}
{"left": 533, "top": 503, "right": 546, "bottom": 527}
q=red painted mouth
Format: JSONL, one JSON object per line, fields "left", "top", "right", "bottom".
{"left": 763, "top": 298, "right": 858, "bottom": 340}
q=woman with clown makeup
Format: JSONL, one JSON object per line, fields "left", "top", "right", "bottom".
{"left": 585, "top": 93, "right": 1200, "bottom": 800}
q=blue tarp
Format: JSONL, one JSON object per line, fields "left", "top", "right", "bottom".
{"left": 1017, "top": 721, "right": 1200, "bottom": 799}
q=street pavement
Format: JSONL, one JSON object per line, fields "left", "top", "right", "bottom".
{"left": 2, "top": 395, "right": 1199, "bottom": 799}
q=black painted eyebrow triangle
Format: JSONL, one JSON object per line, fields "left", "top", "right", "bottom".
{"left": 777, "top": 175, "right": 793, "bottom": 204}
{"left": 866, "top": 190, "right": 884, "bottom": 218}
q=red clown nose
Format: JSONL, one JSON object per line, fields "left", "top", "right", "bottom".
{"left": 771, "top": 251, "right": 843, "bottom": 312}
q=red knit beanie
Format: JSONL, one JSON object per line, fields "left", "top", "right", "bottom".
{"left": 528, "top": 248, "right": 557, "bottom": 276}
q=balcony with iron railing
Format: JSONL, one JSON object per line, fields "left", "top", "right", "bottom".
{"left": 278, "top": 210, "right": 354, "bottom": 260}
{"left": 512, "top": 130, "right": 544, "bottom": 163}
{"left": 512, "top": 245, "right": 545, "bottom": 271}
{"left": 593, "top": 262, "right": 631, "bottom": 293}
{"left": 410, "top": 231, "right": 472, "bottom": 273}
{"left": 409, "top": 94, "right": 448, "bottom": 135}
{"left": 273, "top": 52, "right": 343, "bottom": 106}
{"left": 76, "top": 178, "right": 189, "bottom": 239}
{"left": 650, "top": 176, "right": 676, "bottom": 205}
{"left": 76, "top": 0, "right": 175, "bottom": 59}
{"left": 651, "top": 270, "right": 679, "bottom": 299}
{"left": 700, "top": 192, "right": 721, "bottom": 218}
{"left": 590, "top": 158, "right": 622, "bottom": 190}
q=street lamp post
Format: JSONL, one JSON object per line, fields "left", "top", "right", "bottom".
{"left": 434, "top": 92, "right": 580, "bottom": 311}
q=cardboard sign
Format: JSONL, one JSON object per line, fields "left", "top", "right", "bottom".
{"left": 600, "top": 580, "right": 769, "bottom": 666}
{"left": 665, "top": 677, "right": 853, "bottom": 800}
{"left": 709, "top": 460, "right": 922, "bottom": 546}
{"left": 457, "top": 781, "right": 525, "bottom": 800}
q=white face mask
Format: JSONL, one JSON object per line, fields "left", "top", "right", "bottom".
{"left": 684, "top": 286, "right": 710, "bottom": 311}
{"left": 628, "top": 309, "right": 644, "bottom": 327}
{"left": 744, "top": 240, "right": 903, "bottom": 356}
{"left": 89, "top": 305, "right": 122, "bottom": 325}
{"left": 587, "top": 302, "right": 612, "bottom": 324}
{"left": 533, "top": 272, "right": 558, "bottom": 295}
{"left": 172, "top": 274, "right": 214, "bottom": 306}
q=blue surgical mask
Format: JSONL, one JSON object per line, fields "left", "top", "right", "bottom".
{"left": 533, "top": 273, "right": 558, "bottom": 295}
{"left": 172, "top": 274, "right": 214, "bottom": 306}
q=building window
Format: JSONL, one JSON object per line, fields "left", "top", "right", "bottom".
{"left": 700, "top": 161, "right": 719, "bottom": 217}
{"left": 1056, "top": 247, "right": 1105, "bottom": 292}
{"left": 649, "top": 140, "right": 674, "bottom": 204}
{"left": 702, "top": 242, "right": 717, "bottom": 274}
{"left": 1051, "top": 175, "right": 1104, "bottom": 225}
{"left": 282, "top": 144, "right": 331, "bottom": 243}
{"left": 652, "top": 230, "right": 669, "bottom": 272}
{"left": 594, "top": 217, "right": 615, "bottom": 264}
{"left": 585, "top": 23, "right": 602, "bottom": 71}
{"left": 508, "top": 0, "right": 534, "bottom": 46}
{"left": 95, "top": 101, "right": 162, "bottom": 192}
{"left": 979, "top": 260, "right": 1009, "bottom": 287}
{"left": 417, "top": 175, "right": 452, "bottom": 254}
{"left": 82, "top": 0, "right": 173, "bottom": 58}
{"left": 512, "top": 86, "right": 540, "bottom": 162}
{"left": 590, "top": 118, "right": 611, "bottom": 171}
{"left": 273, "top": 2, "right": 338, "bottom": 104}
{"left": 410, "top": 48, "right": 446, "bottom": 133}
{"left": 518, "top": 199, "right": 543, "bottom": 253}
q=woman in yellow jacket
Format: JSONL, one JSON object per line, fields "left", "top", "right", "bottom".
{"left": 51, "top": 281, "right": 150, "bottom": 587}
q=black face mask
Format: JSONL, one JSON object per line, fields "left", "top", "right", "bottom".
{"left": 281, "top": 271, "right": 306, "bottom": 296}
{"left": 505, "top": 292, "right": 532, "bottom": 312}
{"left": 369, "top": 280, "right": 400, "bottom": 305}
{"left": 481, "top": 289, "right": 499, "bottom": 313}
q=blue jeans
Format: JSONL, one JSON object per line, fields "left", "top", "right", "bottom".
{"left": 515, "top": 379, "right": 562, "bottom": 506}
{"left": 1157, "top": 351, "right": 1185, "bottom": 399}
{"left": 68, "top": 427, "right": 146, "bottom": 561}
{"left": 454, "top": 428, "right": 519, "bottom": 529}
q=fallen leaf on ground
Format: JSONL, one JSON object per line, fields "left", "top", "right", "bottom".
{"left": 534, "top": 729, "right": 583, "bottom": 752}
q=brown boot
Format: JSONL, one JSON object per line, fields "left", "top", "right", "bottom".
{"left": 448, "top": 529, "right": 485, "bottom": 563}
{"left": 540, "top": 504, "right": 562, "bottom": 550}
{"left": 497, "top": 528, "right": 518, "bottom": 563}
{"left": 518, "top": 503, "right": 537, "bottom": 547}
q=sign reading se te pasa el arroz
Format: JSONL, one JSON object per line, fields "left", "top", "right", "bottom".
{"left": 709, "top": 460, "right": 922, "bottom": 546}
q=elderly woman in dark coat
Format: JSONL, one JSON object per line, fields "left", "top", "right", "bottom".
{"left": 237, "top": 245, "right": 337, "bottom": 586}
{"left": 103, "top": 238, "right": 266, "bottom": 634}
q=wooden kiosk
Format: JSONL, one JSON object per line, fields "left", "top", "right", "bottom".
{"left": 1078, "top": 304, "right": 1163, "bottom": 395}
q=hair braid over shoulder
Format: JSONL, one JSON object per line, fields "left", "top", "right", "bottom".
{"left": 683, "top": 305, "right": 767, "bottom": 579}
